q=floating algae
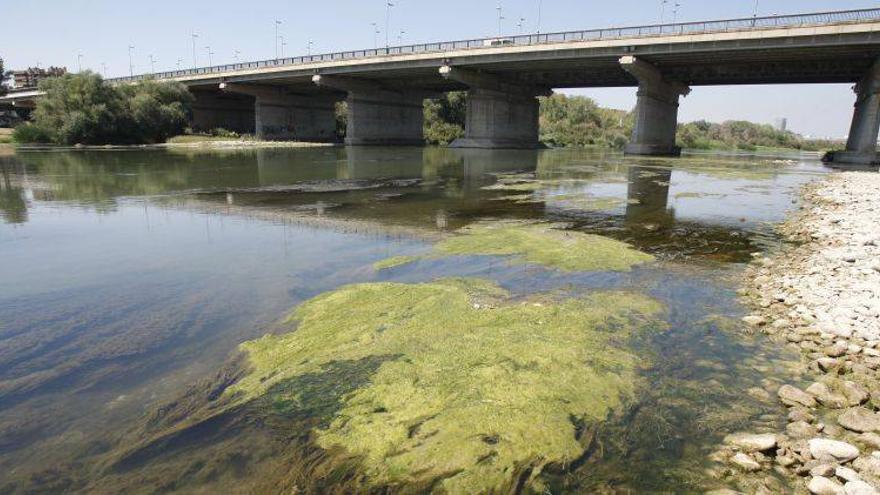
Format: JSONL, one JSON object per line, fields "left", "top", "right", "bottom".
{"left": 433, "top": 221, "right": 654, "bottom": 272}
{"left": 372, "top": 255, "right": 420, "bottom": 271}
{"left": 229, "top": 279, "right": 665, "bottom": 492}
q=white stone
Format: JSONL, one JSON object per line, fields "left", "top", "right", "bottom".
{"left": 810, "top": 438, "right": 860, "bottom": 462}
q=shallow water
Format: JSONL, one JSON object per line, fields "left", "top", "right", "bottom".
{"left": 0, "top": 146, "right": 827, "bottom": 493}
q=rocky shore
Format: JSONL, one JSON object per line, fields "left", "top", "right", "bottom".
{"left": 711, "top": 171, "right": 880, "bottom": 494}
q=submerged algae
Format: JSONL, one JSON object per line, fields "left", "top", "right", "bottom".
{"left": 232, "top": 279, "right": 665, "bottom": 492}
{"left": 434, "top": 221, "right": 655, "bottom": 272}
{"left": 372, "top": 255, "right": 420, "bottom": 271}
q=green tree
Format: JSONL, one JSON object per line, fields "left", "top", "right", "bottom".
{"left": 13, "top": 72, "right": 193, "bottom": 145}
{"left": 424, "top": 92, "right": 466, "bottom": 145}
{"left": 0, "top": 57, "right": 9, "bottom": 96}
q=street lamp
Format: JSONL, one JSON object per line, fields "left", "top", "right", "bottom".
{"left": 371, "top": 22, "right": 380, "bottom": 49}
{"left": 205, "top": 46, "right": 214, "bottom": 66}
{"left": 191, "top": 32, "right": 199, "bottom": 68}
{"left": 517, "top": 17, "right": 526, "bottom": 34}
{"left": 672, "top": 2, "right": 681, "bottom": 23}
{"left": 77, "top": 53, "right": 83, "bottom": 73}
{"left": 233, "top": 49, "right": 241, "bottom": 62}
{"left": 101, "top": 62, "right": 107, "bottom": 77}
{"left": 128, "top": 45, "right": 135, "bottom": 77}
{"left": 176, "top": 58, "right": 183, "bottom": 70}
{"left": 279, "top": 36, "right": 286, "bottom": 58}
{"left": 307, "top": 40, "right": 313, "bottom": 56}
{"left": 149, "top": 54, "right": 156, "bottom": 73}
{"left": 536, "top": 0, "right": 543, "bottom": 34}
{"left": 274, "top": 19, "right": 282, "bottom": 59}
{"left": 660, "top": 0, "right": 668, "bottom": 23}
{"left": 397, "top": 30, "right": 405, "bottom": 44}
{"left": 385, "top": 2, "right": 395, "bottom": 48}
{"left": 496, "top": 3, "right": 505, "bottom": 37}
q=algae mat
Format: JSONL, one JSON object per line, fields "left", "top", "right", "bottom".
{"left": 433, "top": 221, "right": 654, "bottom": 272}
{"left": 232, "top": 278, "right": 666, "bottom": 492}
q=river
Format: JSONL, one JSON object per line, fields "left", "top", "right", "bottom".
{"left": 0, "top": 146, "right": 828, "bottom": 493}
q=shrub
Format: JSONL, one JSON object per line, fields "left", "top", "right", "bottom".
{"left": 12, "top": 123, "right": 52, "bottom": 143}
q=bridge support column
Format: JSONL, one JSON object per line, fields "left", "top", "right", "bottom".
{"left": 620, "top": 56, "right": 690, "bottom": 156}
{"left": 312, "top": 75, "right": 424, "bottom": 146}
{"left": 828, "top": 60, "right": 880, "bottom": 166}
{"left": 220, "top": 83, "right": 337, "bottom": 142}
{"left": 439, "top": 66, "right": 549, "bottom": 149}
{"left": 190, "top": 90, "right": 255, "bottom": 135}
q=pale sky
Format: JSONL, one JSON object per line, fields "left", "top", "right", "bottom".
{"left": 3, "top": 0, "right": 878, "bottom": 138}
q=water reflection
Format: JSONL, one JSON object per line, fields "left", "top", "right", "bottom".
{"left": 0, "top": 158, "right": 27, "bottom": 224}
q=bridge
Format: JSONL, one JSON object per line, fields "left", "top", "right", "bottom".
{"left": 4, "top": 8, "right": 880, "bottom": 163}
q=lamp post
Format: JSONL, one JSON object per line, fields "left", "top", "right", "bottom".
{"left": 234, "top": 49, "right": 241, "bottom": 62}
{"left": 191, "top": 32, "right": 199, "bottom": 68}
{"left": 274, "top": 19, "right": 282, "bottom": 59}
{"left": 371, "top": 22, "right": 379, "bottom": 49}
{"left": 672, "top": 2, "right": 680, "bottom": 23}
{"left": 77, "top": 53, "right": 83, "bottom": 73}
{"left": 397, "top": 30, "right": 405, "bottom": 44}
{"left": 128, "top": 45, "right": 135, "bottom": 77}
{"left": 176, "top": 58, "right": 183, "bottom": 70}
{"left": 385, "top": 2, "right": 395, "bottom": 48}
{"left": 517, "top": 17, "right": 525, "bottom": 34}
{"left": 279, "top": 36, "right": 286, "bottom": 58}
{"left": 101, "top": 62, "right": 107, "bottom": 77}
{"left": 536, "top": 0, "right": 542, "bottom": 34}
{"left": 205, "top": 46, "right": 213, "bottom": 66}
{"left": 660, "top": 0, "right": 668, "bottom": 23}
{"left": 496, "top": 3, "right": 505, "bottom": 37}
{"left": 149, "top": 54, "right": 156, "bottom": 73}
{"left": 307, "top": 40, "right": 313, "bottom": 56}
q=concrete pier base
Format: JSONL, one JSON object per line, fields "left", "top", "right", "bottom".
{"left": 827, "top": 59, "right": 880, "bottom": 166}
{"left": 191, "top": 90, "right": 255, "bottom": 134}
{"left": 620, "top": 56, "right": 690, "bottom": 157}
{"left": 312, "top": 75, "right": 424, "bottom": 146}
{"left": 345, "top": 92, "right": 424, "bottom": 146}
{"left": 449, "top": 89, "right": 540, "bottom": 149}
{"left": 439, "top": 66, "right": 548, "bottom": 149}
{"left": 220, "top": 83, "right": 337, "bottom": 142}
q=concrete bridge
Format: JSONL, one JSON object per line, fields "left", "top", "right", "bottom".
{"left": 5, "top": 8, "right": 880, "bottom": 163}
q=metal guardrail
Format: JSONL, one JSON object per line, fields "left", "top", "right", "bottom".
{"left": 105, "top": 7, "right": 880, "bottom": 84}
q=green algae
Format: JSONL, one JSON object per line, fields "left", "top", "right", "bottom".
{"left": 230, "top": 279, "right": 665, "bottom": 492}
{"left": 372, "top": 255, "right": 420, "bottom": 271}
{"left": 433, "top": 221, "right": 655, "bottom": 272}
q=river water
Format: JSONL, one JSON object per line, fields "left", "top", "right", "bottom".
{"left": 0, "top": 146, "right": 828, "bottom": 493}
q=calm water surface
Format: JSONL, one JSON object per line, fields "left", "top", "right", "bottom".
{"left": 0, "top": 147, "right": 827, "bottom": 493}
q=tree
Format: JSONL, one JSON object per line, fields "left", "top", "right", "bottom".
{"left": 13, "top": 72, "right": 194, "bottom": 145}
{"left": 424, "top": 92, "right": 467, "bottom": 145}
{"left": 0, "top": 57, "right": 9, "bottom": 96}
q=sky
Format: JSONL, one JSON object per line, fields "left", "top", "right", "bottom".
{"left": 3, "top": 0, "right": 878, "bottom": 138}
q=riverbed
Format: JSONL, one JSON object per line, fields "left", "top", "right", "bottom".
{"left": 0, "top": 146, "right": 828, "bottom": 493}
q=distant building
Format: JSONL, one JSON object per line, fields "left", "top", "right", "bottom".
{"left": 13, "top": 67, "right": 67, "bottom": 89}
{"left": 774, "top": 118, "right": 788, "bottom": 132}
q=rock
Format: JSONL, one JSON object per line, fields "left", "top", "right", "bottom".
{"left": 773, "top": 318, "right": 793, "bottom": 329}
{"left": 809, "top": 476, "right": 845, "bottom": 495}
{"left": 790, "top": 421, "right": 821, "bottom": 439}
{"left": 854, "top": 456, "right": 880, "bottom": 477}
{"left": 705, "top": 490, "right": 745, "bottom": 495}
{"left": 837, "top": 466, "right": 862, "bottom": 482}
{"left": 839, "top": 408, "right": 880, "bottom": 433}
{"left": 858, "top": 433, "right": 880, "bottom": 450}
{"left": 842, "top": 381, "right": 870, "bottom": 406}
{"left": 778, "top": 455, "right": 797, "bottom": 467}
{"left": 810, "top": 438, "right": 860, "bottom": 462}
{"left": 731, "top": 452, "right": 762, "bottom": 472}
{"left": 844, "top": 480, "right": 878, "bottom": 495}
{"left": 743, "top": 315, "right": 765, "bottom": 326}
{"left": 820, "top": 358, "right": 842, "bottom": 372}
{"left": 792, "top": 408, "right": 819, "bottom": 423}
{"left": 809, "top": 382, "right": 850, "bottom": 409}
{"left": 781, "top": 384, "right": 819, "bottom": 408}
{"left": 725, "top": 433, "right": 778, "bottom": 452}
{"left": 827, "top": 344, "right": 850, "bottom": 358}
{"left": 812, "top": 464, "right": 839, "bottom": 476}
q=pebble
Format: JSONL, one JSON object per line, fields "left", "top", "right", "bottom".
{"left": 724, "top": 433, "right": 778, "bottom": 452}
{"left": 810, "top": 438, "right": 860, "bottom": 462}
{"left": 781, "top": 384, "right": 819, "bottom": 408}
{"left": 809, "top": 476, "right": 845, "bottom": 495}
{"left": 844, "top": 480, "right": 879, "bottom": 495}
{"left": 731, "top": 452, "right": 762, "bottom": 472}
{"left": 838, "top": 408, "right": 880, "bottom": 433}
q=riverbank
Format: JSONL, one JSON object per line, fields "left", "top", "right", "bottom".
{"left": 712, "top": 171, "right": 880, "bottom": 494}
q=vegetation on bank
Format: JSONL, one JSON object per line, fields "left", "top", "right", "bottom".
{"left": 12, "top": 72, "right": 193, "bottom": 145}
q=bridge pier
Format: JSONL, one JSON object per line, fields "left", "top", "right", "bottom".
{"left": 220, "top": 83, "right": 338, "bottom": 142}
{"left": 828, "top": 60, "right": 880, "bottom": 166}
{"left": 190, "top": 90, "right": 255, "bottom": 135}
{"left": 620, "top": 56, "right": 691, "bottom": 157}
{"left": 439, "top": 66, "right": 549, "bottom": 149}
{"left": 312, "top": 75, "right": 424, "bottom": 146}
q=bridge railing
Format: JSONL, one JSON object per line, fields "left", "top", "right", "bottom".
{"left": 108, "top": 7, "right": 880, "bottom": 84}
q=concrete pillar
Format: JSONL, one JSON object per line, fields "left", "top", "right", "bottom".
{"left": 827, "top": 59, "right": 880, "bottom": 165}
{"left": 439, "top": 66, "right": 549, "bottom": 149}
{"left": 220, "top": 83, "right": 337, "bottom": 142}
{"left": 312, "top": 75, "right": 424, "bottom": 146}
{"left": 190, "top": 90, "right": 255, "bottom": 134}
{"left": 620, "top": 56, "right": 691, "bottom": 157}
